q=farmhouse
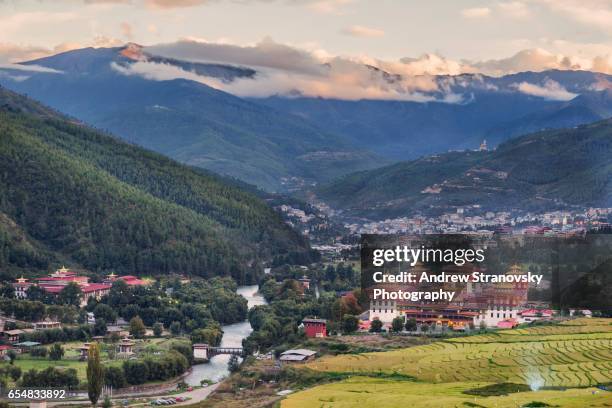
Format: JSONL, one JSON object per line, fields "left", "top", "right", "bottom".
{"left": 279, "top": 349, "right": 317, "bottom": 363}
{"left": 2, "top": 329, "right": 24, "bottom": 343}
{"left": 33, "top": 319, "right": 61, "bottom": 330}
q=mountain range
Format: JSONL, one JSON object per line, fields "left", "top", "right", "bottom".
{"left": 317, "top": 119, "right": 612, "bottom": 219}
{"left": 258, "top": 70, "right": 612, "bottom": 160}
{"left": 2, "top": 45, "right": 612, "bottom": 193}
{"left": 0, "top": 86, "right": 310, "bottom": 280}
{"left": 0, "top": 45, "right": 381, "bottom": 192}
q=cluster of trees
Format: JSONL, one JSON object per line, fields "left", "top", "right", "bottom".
{"left": 86, "top": 278, "right": 245, "bottom": 337}
{"left": 243, "top": 277, "right": 342, "bottom": 352}
{"left": 20, "top": 367, "right": 79, "bottom": 390}
{"left": 19, "top": 325, "right": 92, "bottom": 344}
{"left": 0, "top": 289, "right": 89, "bottom": 323}
{"left": 0, "top": 102, "right": 310, "bottom": 279}
{"left": 271, "top": 249, "right": 321, "bottom": 268}
{"left": 0, "top": 365, "right": 22, "bottom": 389}
{"left": 0, "top": 298, "right": 45, "bottom": 321}
{"left": 120, "top": 350, "right": 189, "bottom": 385}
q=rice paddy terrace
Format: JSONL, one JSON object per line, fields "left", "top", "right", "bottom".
{"left": 282, "top": 318, "right": 612, "bottom": 407}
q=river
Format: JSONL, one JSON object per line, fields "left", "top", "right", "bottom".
{"left": 184, "top": 284, "right": 266, "bottom": 385}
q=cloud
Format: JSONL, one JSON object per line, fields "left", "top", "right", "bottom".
{"left": 461, "top": 7, "right": 491, "bottom": 18}
{"left": 341, "top": 25, "right": 385, "bottom": 38}
{"left": 536, "top": 0, "right": 612, "bottom": 33}
{"left": 474, "top": 48, "right": 574, "bottom": 75}
{"left": 112, "top": 58, "right": 451, "bottom": 102}
{"left": 120, "top": 22, "right": 134, "bottom": 40}
{"left": 125, "top": 38, "right": 612, "bottom": 101}
{"left": 144, "top": 0, "right": 211, "bottom": 8}
{"left": 147, "top": 37, "right": 328, "bottom": 76}
{"left": 497, "top": 1, "right": 531, "bottom": 18}
{"left": 116, "top": 38, "right": 457, "bottom": 101}
{"left": 304, "top": 0, "right": 353, "bottom": 14}
{"left": 0, "top": 42, "right": 81, "bottom": 63}
{"left": 512, "top": 79, "right": 577, "bottom": 101}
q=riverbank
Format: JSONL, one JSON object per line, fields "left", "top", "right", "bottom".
{"left": 184, "top": 285, "right": 266, "bottom": 386}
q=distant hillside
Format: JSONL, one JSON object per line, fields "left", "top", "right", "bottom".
{"left": 0, "top": 45, "right": 382, "bottom": 191}
{"left": 258, "top": 71, "right": 612, "bottom": 160}
{"left": 318, "top": 119, "right": 612, "bottom": 218}
{"left": 0, "top": 87, "right": 311, "bottom": 280}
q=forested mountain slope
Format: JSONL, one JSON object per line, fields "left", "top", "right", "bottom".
{"left": 318, "top": 119, "right": 612, "bottom": 218}
{"left": 0, "top": 87, "right": 310, "bottom": 280}
{"left": 1, "top": 46, "right": 382, "bottom": 191}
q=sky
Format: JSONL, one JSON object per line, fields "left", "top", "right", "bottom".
{"left": 1, "top": 0, "right": 611, "bottom": 62}
{"left": 1, "top": 0, "right": 611, "bottom": 100}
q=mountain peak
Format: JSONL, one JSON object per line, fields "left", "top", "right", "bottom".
{"left": 120, "top": 43, "right": 145, "bottom": 61}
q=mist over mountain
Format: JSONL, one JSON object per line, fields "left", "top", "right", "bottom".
{"left": 317, "top": 119, "right": 612, "bottom": 219}
{"left": 258, "top": 70, "right": 612, "bottom": 159}
{"left": 0, "top": 45, "right": 382, "bottom": 192}
{"left": 2, "top": 44, "right": 612, "bottom": 195}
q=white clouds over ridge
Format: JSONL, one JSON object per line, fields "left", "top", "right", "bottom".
{"left": 92, "top": 38, "right": 611, "bottom": 101}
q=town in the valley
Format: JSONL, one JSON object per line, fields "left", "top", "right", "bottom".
{"left": 0, "top": 199, "right": 609, "bottom": 407}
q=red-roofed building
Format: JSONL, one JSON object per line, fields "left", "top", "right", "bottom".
{"left": 302, "top": 318, "right": 327, "bottom": 338}
{"left": 12, "top": 267, "right": 111, "bottom": 307}
{"left": 104, "top": 273, "right": 149, "bottom": 286}
{"left": 0, "top": 345, "right": 14, "bottom": 356}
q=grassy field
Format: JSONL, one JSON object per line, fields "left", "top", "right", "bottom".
{"left": 282, "top": 318, "right": 612, "bottom": 407}
{"left": 282, "top": 377, "right": 612, "bottom": 408}
{"left": 2, "top": 337, "right": 185, "bottom": 382}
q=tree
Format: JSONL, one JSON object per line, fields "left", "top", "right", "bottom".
{"left": 49, "top": 344, "right": 64, "bottom": 361}
{"left": 169, "top": 321, "right": 181, "bottom": 336}
{"left": 104, "top": 366, "right": 126, "bottom": 389}
{"left": 87, "top": 343, "right": 104, "bottom": 406}
{"left": 391, "top": 316, "right": 404, "bottom": 333}
{"left": 93, "top": 318, "right": 108, "bottom": 336}
{"left": 6, "top": 350, "right": 16, "bottom": 364}
{"left": 129, "top": 316, "right": 146, "bottom": 339}
{"left": 421, "top": 324, "right": 430, "bottom": 333}
{"left": 370, "top": 318, "right": 383, "bottom": 333}
{"left": 153, "top": 322, "right": 163, "bottom": 337}
{"left": 341, "top": 314, "right": 359, "bottom": 334}
{"left": 58, "top": 282, "right": 82, "bottom": 307}
{"left": 93, "top": 304, "right": 117, "bottom": 323}
{"left": 405, "top": 318, "right": 417, "bottom": 332}
{"left": 8, "top": 366, "right": 21, "bottom": 382}
{"left": 228, "top": 354, "right": 240, "bottom": 373}
{"left": 0, "top": 284, "right": 14, "bottom": 298}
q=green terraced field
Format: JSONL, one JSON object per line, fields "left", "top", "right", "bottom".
{"left": 283, "top": 318, "right": 612, "bottom": 407}
{"left": 282, "top": 377, "right": 612, "bottom": 408}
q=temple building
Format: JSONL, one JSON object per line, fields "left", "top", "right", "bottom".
{"left": 369, "top": 264, "right": 531, "bottom": 330}
{"left": 11, "top": 267, "right": 147, "bottom": 307}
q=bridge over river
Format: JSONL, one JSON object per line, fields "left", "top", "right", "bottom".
{"left": 193, "top": 344, "right": 244, "bottom": 361}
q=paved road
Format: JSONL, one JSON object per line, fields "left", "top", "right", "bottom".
{"left": 15, "top": 383, "right": 221, "bottom": 407}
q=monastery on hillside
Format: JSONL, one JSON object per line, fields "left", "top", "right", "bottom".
{"left": 13, "top": 267, "right": 149, "bottom": 307}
